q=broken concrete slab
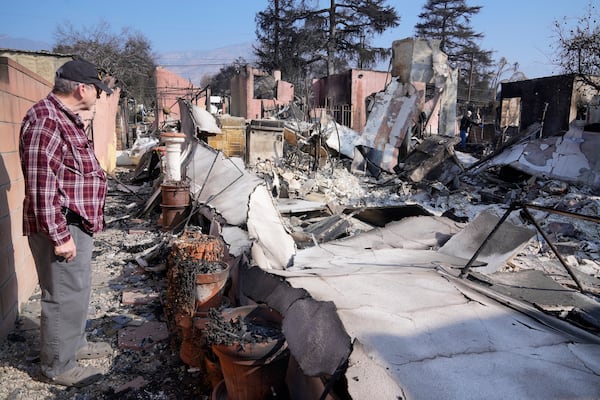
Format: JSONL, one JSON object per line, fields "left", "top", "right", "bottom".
{"left": 472, "top": 269, "right": 600, "bottom": 331}
{"left": 245, "top": 206, "right": 600, "bottom": 398}
{"left": 362, "top": 215, "right": 464, "bottom": 250}
{"left": 484, "top": 269, "right": 599, "bottom": 305}
{"left": 438, "top": 209, "right": 536, "bottom": 274}
{"left": 347, "top": 341, "right": 406, "bottom": 399}
{"left": 297, "top": 214, "right": 462, "bottom": 252}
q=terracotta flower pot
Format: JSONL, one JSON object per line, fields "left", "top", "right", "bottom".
{"left": 210, "top": 305, "right": 290, "bottom": 400}
{"left": 195, "top": 261, "right": 231, "bottom": 312}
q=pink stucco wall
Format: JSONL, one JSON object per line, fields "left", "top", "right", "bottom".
{"left": 230, "top": 65, "right": 294, "bottom": 120}
{"left": 312, "top": 69, "right": 390, "bottom": 132}
{"left": 350, "top": 70, "right": 390, "bottom": 132}
{"left": 155, "top": 67, "right": 196, "bottom": 127}
{"left": 0, "top": 57, "right": 121, "bottom": 340}
{"left": 80, "top": 85, "right": 121, "bottom": 174}
{"left": 0, "top": 58, "right": 51, "bottom": 339}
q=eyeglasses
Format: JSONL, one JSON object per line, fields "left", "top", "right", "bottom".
{"left": 91, "top": 84, "right": 102, "bottom": 99}
{"left": 81, "top": 83, "right": 102, "bottom": 99}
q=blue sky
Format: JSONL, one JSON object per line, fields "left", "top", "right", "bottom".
{"left": 0, "top": 0, "right": 594, "bottom": 79}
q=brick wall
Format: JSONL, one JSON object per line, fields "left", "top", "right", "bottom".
{"left": 0, "top": 57, "right": 48, "bottom": 339}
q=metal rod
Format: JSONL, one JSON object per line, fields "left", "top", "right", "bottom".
{"left": 195, "top": 150, "right": 220, "bottom": 202}
{"left": 522, "top": 203, "right": 600, "bottom": 224}
{"left": 203, "top": 159, "right": 244, "bottom": 204}
{"left": 184, "top": 149, "right": 244, "bottom": 229}
{"left": 521, "top": 206, "right": 585, "bottom": 292}
{"left": 184, "top": 150, "right": 220, "bottom": 229}
{"left": 459, "top": 205, "right": 516, "bottom": 278}
{"left": 104, "top": 171, "right": 145, "bottom": 201}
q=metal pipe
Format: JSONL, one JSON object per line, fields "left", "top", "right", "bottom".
{"left": 183, "top": 150, "right": 244, "bottom": 229}
{"left": 460, "top": 204, "right": 516, "bottom": 278}
{"left": 522, "top": 202, "right": 600, "bottom": 224}
{"left": 460, "top": 202, "right": 589, "bottom": 292}
{"left": 521, "top": 206, "right": 585, "bottom": 292}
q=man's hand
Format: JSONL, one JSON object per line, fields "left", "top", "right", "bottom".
{"left": 55, "top": 238, "right": 76, "bottom": 262}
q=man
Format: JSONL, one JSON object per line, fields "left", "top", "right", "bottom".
{"left": 459, "top": 110, "right": 480, "bottom": 149}
{"left": 19, "top": 58, "right": 114, "bottom": 387}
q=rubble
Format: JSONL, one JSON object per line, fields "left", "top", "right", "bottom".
{"left": 3, "top": 115, "right": 600, "bottom": 398}
{"left": 0, "top": 169, "right": 212, "bottom": 399}
{"left": 471, "top": 124, "right": 600, "bottom": 188}
{"left": 3, "top": 36, "right": 600, "bottom": 399}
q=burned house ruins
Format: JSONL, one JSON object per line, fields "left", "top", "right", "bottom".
{"left": 1, "top": 37, "right": 599, "bottom": 399}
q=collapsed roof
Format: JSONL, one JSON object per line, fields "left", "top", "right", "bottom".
{"left": 131, "top": 38, "right": 600, "bottom": 399}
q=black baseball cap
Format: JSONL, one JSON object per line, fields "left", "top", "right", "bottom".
{"left": 56, "top": 59, "right": 113, "bottom": 94}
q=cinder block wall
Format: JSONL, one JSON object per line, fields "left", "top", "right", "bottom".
{"left": 0, "top": 57, "right": 49, "bottom": 339}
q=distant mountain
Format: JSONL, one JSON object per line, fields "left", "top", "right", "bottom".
{"left": 0, "top": 34, "right": 51, "bottom": 51}
{"left": 157, "top": 42, "right": 256, "bottom": 86}
{"left": 0, "top": 33, "right": 254, "bottom": 86}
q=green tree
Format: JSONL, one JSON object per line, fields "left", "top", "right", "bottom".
{"left": 255, "top": 0, "right": 399, "bottom": 79}
{"left": 414, "top": 0, "right": 493, "bottom": 105}
{"left": 552, "top": 1, "right": 600, "bottom": 88}
{"left": 254, "top": 0, "right": 315, "bottom": 89}
{"left": 53, "top": 20, "right": 157, "bottom": 104}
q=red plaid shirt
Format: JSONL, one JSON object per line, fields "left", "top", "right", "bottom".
{"left": 20, "top": 92, "right": 107, "bottom": 246}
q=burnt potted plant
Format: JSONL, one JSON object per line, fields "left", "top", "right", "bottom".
{"left": 165, "top": 230, "right": 230, "bottom": 368}
{"left": 205, "top": 304, "right": 290, "bottom": 400}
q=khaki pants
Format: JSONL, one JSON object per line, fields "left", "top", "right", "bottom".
{"left": 28, "top": 225, "right": 93, "bottom": 378}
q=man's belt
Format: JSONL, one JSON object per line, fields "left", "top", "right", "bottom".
{"left": 62, "top": 207, "right": 92, "bottom": 235}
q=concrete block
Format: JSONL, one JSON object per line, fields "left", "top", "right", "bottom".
{"left": 117, "top": 321, "right": 169, "bottom": 350}
{"left": 121, "top": 288, "right": 160, "bottom": 305}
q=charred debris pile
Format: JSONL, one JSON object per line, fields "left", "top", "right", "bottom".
{"left": 98, "top": 100, "right": 600, "bottom": 399}
{"left": 122, "top": 104, "right": 600, "bottom": 331}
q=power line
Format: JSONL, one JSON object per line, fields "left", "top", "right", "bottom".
{"left": 157, "top": 56, "right": 240, "bottom": 60}
{"left": 158, "top": 63, "right": 230, "bottom": 67}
